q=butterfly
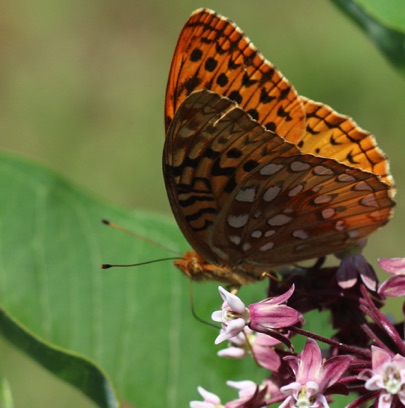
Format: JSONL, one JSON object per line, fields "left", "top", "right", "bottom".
{"left": 163, "top": 8, "right": 395, "bottom": 286}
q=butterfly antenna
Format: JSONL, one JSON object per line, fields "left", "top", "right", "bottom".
{"left": 189, "top": 280, "right": 219, "bottom": 329}
{"left": 101, "top": 219, "right": 182, "bottom": 256}
{"left": 101, "top": 257, "right": 181, "bottom": 269}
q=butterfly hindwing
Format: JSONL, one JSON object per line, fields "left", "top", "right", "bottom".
{"left": 164, "top": 90, "right": 394, "bottom": 270}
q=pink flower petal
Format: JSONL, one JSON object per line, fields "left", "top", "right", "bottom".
{"left": 371, "top": 346, "right": 392, "bottom": 372}
{"left": 297, "top": 339, "right": 323, "bottom": 382}
{"left": 280, "top": 381, "right": 301, "bottom": 396}
{"left": 211, "top": 311, "right": 223, "bottom": 323}
{"left": 319, "top": 355, "right": 352, "bottom": 389}
{"left": 247, "top": 286, "right": 301, "bottom": 332}
{"left": 218, "top": 287, "right": 246, "bottom": 313}
{"left": 254, "top": 332, "right": 280, "bottom": 347}
{"left": 197, "top": 386, "right": 221, "bottom": 404}
{"left": 190, "top": 386, "right": 222, "bottom": 408}
{"left": 378, "top": 275, "right": 405, "bottom": 297}
{"left": 218, "top": 347, "right": 246, "bottom": 359}
{"left": 378, "top": 258, "right": 405, "bottom": 275}
{"left": 226, "top": 380, "right": 256, "bottom": 398}
{"left": 190, "top": 402, "right": 216, "bottom": 408}
{"left": 378, "top": 391, "right": 394, "bottom": 408}
{"left": 214, "top": 318, "right": 245, "bottom": 344}
{"left": 365, "top": 374, "right": 384, "bottom": 391}
{"left": 357, "top": 368, "right": 373, "bottom": 382}
{"left": 304, "top": 381, "right": 319, "bottom": 398}
{"left": 254, "top": 344, "right": 281, "bottom": 372}
{"left": 215, "top": 329, "right": 229, "bottom": 345}
{"left": 314, "top": 393, "right": 329, "bottom": 408}
{"left": 392, "top": 354, "right": 405, "bottom": 370}
{"left": 261, "top": 284, "right": 295, "bottom": 305}
{"left": 249, "top": 304, "right": 301, "bottom": 330}
{"left": 278, "top": 395, "right": 295, "bottom": 408}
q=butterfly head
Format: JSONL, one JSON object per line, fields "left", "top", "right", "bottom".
{"left": 175, "top": 251, "right": 258, "bottom": 286}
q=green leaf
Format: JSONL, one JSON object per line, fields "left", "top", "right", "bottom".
{"left": 0, "top": 377, "right": 13, "bottom": 408}
{"left": 332, "top": 0, "right": 405, "bottom": 70}
{"left": 0, "top": 310, "right": 116, "bottom": 408}
{"left": 0, "top": 152, "right": 268, "bottom": 407}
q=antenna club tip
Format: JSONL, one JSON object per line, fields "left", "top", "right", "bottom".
{"left": 101, "top": 219, "right": 111, "bottom": 225}
{"left": 101, "top": 264, "right": 112, "bottom": 269}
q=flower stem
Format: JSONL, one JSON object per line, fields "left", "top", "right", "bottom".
{"left": 289, "top": 326, "right": 370, "bottom": 359}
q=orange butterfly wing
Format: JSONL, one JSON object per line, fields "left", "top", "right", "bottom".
{"left": 297, "top": 97, "right": 395, "bottom": 190}
{"left": 165, "top": 8, "right": 305, "bottom": 143}
{"left": 166, "top": 8, "right": 394, "bottom": 194}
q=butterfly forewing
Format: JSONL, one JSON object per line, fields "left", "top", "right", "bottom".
{"left": 166, "top": 9, "right": 394, "bottom": 194}
{"left": 164, "top": 90, "right": 395, "bottom": 273}
{"left": 298, "top": 97, "right": 394, "bottom": 189}
{"left": 165, "top": 8, "right": 305, "bottom": 143}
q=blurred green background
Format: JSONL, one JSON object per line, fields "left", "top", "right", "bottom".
{"left": 0, "top": 0, "right": 403, "bottom": 406}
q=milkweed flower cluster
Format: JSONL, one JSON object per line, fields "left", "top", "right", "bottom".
{"left": 190, "top": 256, "right": 405, "bottom": 408}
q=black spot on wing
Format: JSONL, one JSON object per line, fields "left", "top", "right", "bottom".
{"left": 190, "top": 48, "right": 203, "bottom": 62}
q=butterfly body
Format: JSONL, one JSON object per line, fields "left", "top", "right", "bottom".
{"left": 174, "top": 251, "right": 259, "bottom": 285}
{"left": 164, "top": 9, "right": 395, "bottom": 285}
